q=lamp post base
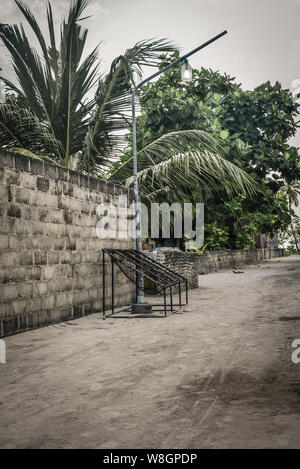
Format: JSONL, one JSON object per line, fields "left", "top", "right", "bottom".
{"left": 131, "top": 303, "right": 152, "bottom": 314}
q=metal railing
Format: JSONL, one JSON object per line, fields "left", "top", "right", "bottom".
{"left": 102, "top": 249, "right": 188, "bottom": 318}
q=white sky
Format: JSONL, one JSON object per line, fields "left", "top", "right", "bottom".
{"left": 1, "top": 0, "right": 300, "bottom": 88}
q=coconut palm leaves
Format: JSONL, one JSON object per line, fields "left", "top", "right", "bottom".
{"left": 0, "top": 96, "right": 62, "bottom": 160}
{"left": 109, "top": 130, "right": 258, "bottom": 202}
{"left": 280, "top": 180, "right": 300, "bottom": 210}
{"left": 0, "top": 0, "right": 175, "bottom": 170}
{"left": 78, "top": 39, "right": 175, "bottom": 173}
{"left": 280, "top": 180, "right": 300, "bottom": 250}
{"left": 0, "top": 0, "right": 97, "bottom": 165}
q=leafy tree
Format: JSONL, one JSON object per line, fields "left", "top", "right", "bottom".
{"left": 134, "top": 52, "right": 300, "bottom": 182}
{"left": 124, "top": 52, "right": 300, "bottom": 248}
{"left": 204, "top": 222, "right": 230, "bottom": 251}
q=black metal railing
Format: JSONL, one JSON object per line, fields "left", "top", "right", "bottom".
{"left": 102, "top": 249, "right": 188, "bottom": 318}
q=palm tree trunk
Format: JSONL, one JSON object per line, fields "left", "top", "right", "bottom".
{"left": 289, "top": 199, "right": 300, "bottom": 251}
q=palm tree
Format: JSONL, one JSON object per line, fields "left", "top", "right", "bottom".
{"left": 0, "top": 0, "right": 175, "bottom": 171}
{"left": 281, "top": 180, "right": 300, "bottom": 251}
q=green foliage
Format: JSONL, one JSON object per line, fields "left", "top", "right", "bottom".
{"left": 204, "top": 223, "right": 230, "bottom": 251}
{"left": 132, "top": 52, "right": 300, "bottom": 182}
{"left": 124, "top": 51, "right": 300, "bottom": 249}
{"left": 221, "top": 81, "right": 300, "bottom": 182}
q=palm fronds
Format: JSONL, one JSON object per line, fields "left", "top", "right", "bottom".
{"left": 109, "top": 130, "right": 258, "bottom": 202}
{"left": 0, "top": 0, "right": 98, "bottom": 164}
{"left": 0, "top": 0, "right": 176, "bottom": 172}
{"left": 0, "top": 97, "right": 63, "bottom": 158}
{"left": 280, "top": 180, "right": 300, "bottom": 208}
{"left": 78, "top": 39, "right": 176, "bottom": 173}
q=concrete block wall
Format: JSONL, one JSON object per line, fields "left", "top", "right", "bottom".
{"left": 0, "top": 150, "right": 135, "bottom": 337}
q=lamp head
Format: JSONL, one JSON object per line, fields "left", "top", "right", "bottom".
{"left": 181, "top": 59, "right": 193, "bottom": 83}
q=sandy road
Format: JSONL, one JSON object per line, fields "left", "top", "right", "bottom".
{"left": 0, "top": 255, "right": 300, "bottom": 448}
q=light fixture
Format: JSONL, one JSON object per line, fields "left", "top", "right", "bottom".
{"left": 181, "top": 59, "right": 193, "bottom": 82}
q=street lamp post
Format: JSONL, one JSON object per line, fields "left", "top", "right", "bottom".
{"left": 0, "top": 69, "right": 5, "bottom": 104}
{"left": 131, "top": 30, "right": 228, "bottom": 306}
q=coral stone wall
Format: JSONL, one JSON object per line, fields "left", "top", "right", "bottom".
{"left": 153, "top": 248, "right": 284, "bottom": 289}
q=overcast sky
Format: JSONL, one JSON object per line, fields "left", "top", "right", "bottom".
{"left": 1, "top": 0, "right": 300, "bottom": 86}
{"left": 1, "top": 0, "right": 300, "bottom": 140}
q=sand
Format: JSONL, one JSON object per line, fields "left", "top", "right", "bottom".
{"left": 0, "top": 255, "right": 300, "bottom": 449}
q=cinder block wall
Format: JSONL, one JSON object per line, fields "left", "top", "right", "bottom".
{"left": 0, "top": 150, "right": 135, "bottom": 337}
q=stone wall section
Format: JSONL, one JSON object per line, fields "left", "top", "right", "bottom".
{"left": 154, "top": 248, "right": 284, "bottom": 289}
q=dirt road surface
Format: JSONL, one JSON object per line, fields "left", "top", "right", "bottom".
{"left": 0, "top": 255, "right": 300, "bottom": 449}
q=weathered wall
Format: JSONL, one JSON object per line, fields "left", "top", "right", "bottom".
{"left": 153, "top": 248, "right": 284, "bottom": 289}
{"left": 0, "top": 150, "right": 135, "bottom": 337}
